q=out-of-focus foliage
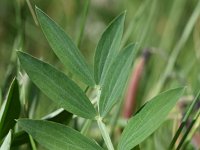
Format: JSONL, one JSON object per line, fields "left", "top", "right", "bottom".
{"left": 0, "top": 0, "right": 200, "bottom": 149}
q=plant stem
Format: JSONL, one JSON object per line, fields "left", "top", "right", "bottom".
{"left": 120, "top": 0, "right": 149, "bottom": 48}
{"left": 81, "top": 119, "right": 92, "bottom": 135}
{"left": 159, "top": 0, "right": 187, "bottom": 51}
{"left": 169, "top": 91, "right": 200, "bottom": 149}
{"left": 26, "top": 0, "right": 39, "bottom": 26}
{"left": 76, "top": 0, "right": 90, "bottom": 48}
{"left": 97, "top": 117, "right": 114, "bottom": 150}
{"left": 176, "top": 119, "right": 195, "bottom": 150}
{"left": 29, "top": 135, "right": 37, "bottom": 150}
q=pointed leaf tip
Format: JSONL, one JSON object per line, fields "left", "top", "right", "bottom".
{"left": 17, "top": 52, "right": 97, "bottom": 119}
{"left": 94, "top": 11, "right": 126, "bottom": 85}
{"left": 35, "top": 7, "right": 95, "bottom": 86}
{"left": 18, "top": 119, "right": 103, "bottom": 150}
{"left": 99, "top": 43, "right": 137, "bottom": 117}
{"left": 118, "top": 87, "right": 185, "bottom": 150}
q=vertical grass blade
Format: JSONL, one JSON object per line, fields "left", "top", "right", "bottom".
{"left": 94, "top": 12, "right": 125, "bottom": 85}
{"left": 169, "top": 90, "right": 200, "bottom": 149}
{"left": 0, "top": 78, "right": 20, "bottom": 141}
{"left": 118, "top": 88, "right": 185, "bottom": 150}
{"left": 35, "top": 6, "right": 95, "bottom": 86}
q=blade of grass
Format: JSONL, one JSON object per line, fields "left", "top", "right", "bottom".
{"left": 138, "top": 0, "right": 157, "bottom": 47}
{"left": 168, "top": 90, "right": 200, "bottom": 149}
{"left": 183, "top": 109, "right": 200, "bottom": 149}
{"left": 151, "top": 0, "right": 200, "bottom": 96}
{"left": 159, "top": 0, "right": 187, "bottom": 51}
{"left": 76, "top": 0, "right": 90, "bottom": 48}
{"left": 120, "top": 0, "right": 150, "bottom": 48}
{"left": 25, "top": 0, "right": 38, "bottom": 26}
{"left": 176, "top": 108, "right": 200, "bottom": 150}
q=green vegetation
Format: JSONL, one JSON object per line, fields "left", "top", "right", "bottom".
{"left": 0, "top": 0, "right": 200, "bottom": 149}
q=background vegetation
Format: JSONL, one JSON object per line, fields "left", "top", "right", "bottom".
{"left": 0, "top": 0, "right": 200, "bottom": 149}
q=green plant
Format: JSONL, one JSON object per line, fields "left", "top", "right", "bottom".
{"left": 13, "top": 6, "right": 187, "bottom": 150}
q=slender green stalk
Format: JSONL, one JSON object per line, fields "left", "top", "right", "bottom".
{"left": 159, "top": 0, "right": 187, "bottom": 51}
{"left": 183, "top": 109, "right": 200, "bottom": 148}
{"left": 177, "top": 108, "right": 200, "bottom": 150}
{"left": 121, "top": 0, "right": 149, "bottom": 48}
{"left": 176, "top": 120, "right": 195, "bottom": 150}
{"left": 182, "top": 91, "right": 200, "bottom": 122}
{"left": 151, "top": 0, "right": 200, "bottom": 96}
{"left": 168, "top": 122, "right": 185, "bottom": 150}
{"left": 29, "top": 135, "right": 37, "bottom": 150}
{"left": 97, "top": 117, "right": 114, "bottom": 150}
{"left": 138, "top": 0, "right": 157, "bottom": 47}
{"left": 169, "top": 91, "right": 200, "bottom": 149}
{"left": 110, "top": 100, "right": 123, "bottom": 138}
{"left": 0, "top": 89, "right": 2, "bottom": 107}
{"left": 188, "top": 110, "right": 200, "bottom": 137}
{"left": 80, "top": 119, "right": 92, "bottom": 135}
{"left": 26, "top": 0, "right": 39, "bottom": 26}
{"left": 76, "top": 0, "right": 90, "bottom": 47}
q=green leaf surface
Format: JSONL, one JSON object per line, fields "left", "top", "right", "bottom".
{"left": 17, "top": 51, "right": 96, "bottom": 119}
{"left": 99, "top": 44, "right": 137, "bottom": 117}
{"left": 118, "top": 87, "right": 185, "bottom": 150}
{"left": 35, "top": 6, "right": 95, "bottom": 86}
{"left": 18, "top": 119, "right": 103, "bottom": 150}
{"left": 94, "top": 12, "right": 125, "bottom": 85}
{"left": 0, "top": 130, "right": 12, "bottom": 150}
{"left": 0, "top": 78, "right": 20, "bottom": 141}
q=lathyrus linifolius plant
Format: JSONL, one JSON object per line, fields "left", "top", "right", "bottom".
{"left": 16, "top": 6, "right": 184, "bottom": 150}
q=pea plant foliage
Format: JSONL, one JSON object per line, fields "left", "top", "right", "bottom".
{"left": 16, "top": 6, "right": 184, "bottom": 150}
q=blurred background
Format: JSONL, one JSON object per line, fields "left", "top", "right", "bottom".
{"left": 0, "top": 0, "right": 200, "bottom": 149}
